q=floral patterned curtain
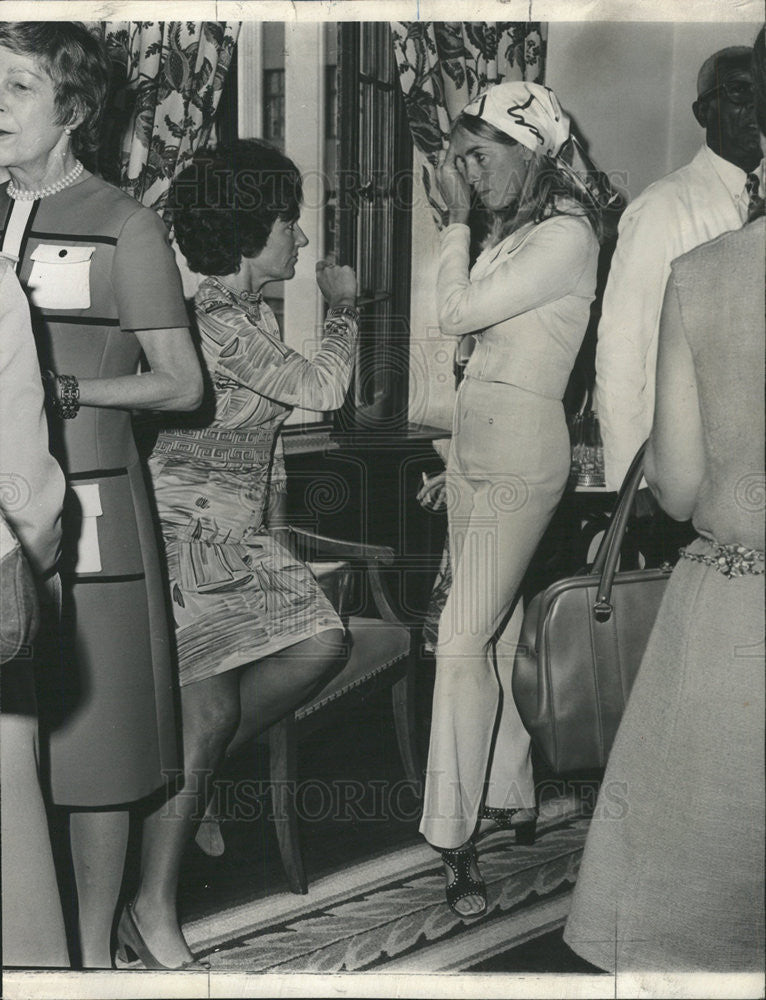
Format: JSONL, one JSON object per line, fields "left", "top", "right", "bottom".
{"left": 390, "top": 22, "right": 546, "bottom": 228}
{"left": 98, "top": 21, "right": 240, "bottom": 220}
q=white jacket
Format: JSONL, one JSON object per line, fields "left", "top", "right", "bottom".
{"left": 595, "top": 144, "right": 754, "bottom": 491}
{"left": 438, "top": 213, "right": 598, "bottom": 400}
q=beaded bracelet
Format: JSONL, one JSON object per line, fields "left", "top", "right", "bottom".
{"left": 42, "top": 371, "right": 80, "bottom": 419}
{"left": 56, "top": 374, "right": 80, "bottom": 419}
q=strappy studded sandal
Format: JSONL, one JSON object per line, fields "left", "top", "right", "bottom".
{"left": 481, "top": 806, "right": 538, "bottom": 844}
{"left": 440, "top": 842, "right": 487, "bottom": 918}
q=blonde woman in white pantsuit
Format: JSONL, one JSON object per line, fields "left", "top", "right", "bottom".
{"left": 419, "top": 82, "right": 616, "bottom": 917}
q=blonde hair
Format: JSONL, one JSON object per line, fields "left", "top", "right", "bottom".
{"left": 454, "top": 113, "right": 605, "bottom": 249}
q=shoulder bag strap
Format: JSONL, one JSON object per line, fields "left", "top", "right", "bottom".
{"left": 591, "top": 441, "right": 648, "bottom": 621}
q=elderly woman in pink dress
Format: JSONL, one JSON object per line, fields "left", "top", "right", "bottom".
{"left": 0, "top": 22, "right": 202, "bottom": 968}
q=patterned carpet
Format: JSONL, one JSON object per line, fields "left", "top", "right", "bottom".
{"left": 182, "top": 792, "right": 588, "bottom": 973}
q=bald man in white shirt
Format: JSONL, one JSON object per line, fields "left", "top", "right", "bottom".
{"left": 596, "top": 45, "right": 763, "bottom": 498}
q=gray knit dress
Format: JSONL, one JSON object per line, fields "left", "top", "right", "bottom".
{"left": 564, "top": 219, "right": 765, "bottom": 973}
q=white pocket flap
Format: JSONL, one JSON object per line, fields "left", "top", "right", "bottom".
{"left": 72, "top": 483, "right": 102, "bottom": 518}
{"left": 30, "top": 244, "right": 95, "bottom": 265}
{"left": 70, "top": 483, "right": 102, "bottom": 573}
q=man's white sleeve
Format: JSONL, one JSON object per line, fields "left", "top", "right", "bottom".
{"left": 595, "top": 196, "right": 675, "bottom": 491}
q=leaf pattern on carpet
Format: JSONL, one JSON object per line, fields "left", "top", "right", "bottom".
{"left": 199, "top": 814, "right": 590, "bottom": 972}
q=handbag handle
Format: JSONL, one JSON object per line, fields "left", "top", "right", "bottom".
{"left": 570, "top": 385, "right": 593, "bottom": 421}
{"left": 591, "top": 442, "right": 648, "bottom": 622}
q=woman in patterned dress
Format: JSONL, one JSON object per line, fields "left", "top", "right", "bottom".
{"left": 119, "top": 140, "right": 359, "bottom": 968}
{"left": 0, "top": 23, "right": 203, "bottom": 968}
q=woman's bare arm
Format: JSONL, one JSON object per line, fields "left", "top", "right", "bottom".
{"left": 644, "top": 277, "right": 705, "bottom": 521}
{"left": 65, "top": 326, "right": 203, "bottom": 412}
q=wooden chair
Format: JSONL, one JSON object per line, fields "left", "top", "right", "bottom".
{"left": 263, "top": 526, "right": 421, "bottom": 894}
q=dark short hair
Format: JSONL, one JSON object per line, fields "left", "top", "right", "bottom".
{"left": 0, "top": 22, "right": 109, "bottom": 157}
{"left": 754, "top": 27, "right": 766, "bottom": 137}
{"left": 169, "top": 140, "right": 304, "bottom": 276}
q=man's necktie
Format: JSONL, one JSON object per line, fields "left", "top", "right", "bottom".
{"left": 746, "top": 173, "right": 765, "bottom": 222}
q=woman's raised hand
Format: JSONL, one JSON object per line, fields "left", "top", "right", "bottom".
{"left": 435, "top": 145, "right": 471, "bottom": 225}
{"left": 316, "top": 260, "right": 357, "bottom": 307}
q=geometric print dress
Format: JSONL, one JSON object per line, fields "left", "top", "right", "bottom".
{"left": 148, "top": 276, "right": 358, "bottom": 686}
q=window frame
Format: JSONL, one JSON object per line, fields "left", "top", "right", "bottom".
{"left": 333, "top": 22, "right": 413, "bottom": 437}
{"left": 223, "top": 21, "right": 414, "bottom": 441}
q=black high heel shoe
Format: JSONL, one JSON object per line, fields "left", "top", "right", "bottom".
{"left": 440, "top": 841, "right": 487, "bottom": 918}
{"left": 481, "top": 806, "right": 538, "bottom": 845}
{"left": 115, "top": 901, "right": 210, "bottom": 971}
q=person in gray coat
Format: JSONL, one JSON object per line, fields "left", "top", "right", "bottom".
{"left": 0, "top": 257, "right": 69, "bottom": 966}
{"left": 565, "top": 29, "right": 765, "bottom": 973}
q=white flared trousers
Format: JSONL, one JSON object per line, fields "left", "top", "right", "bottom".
{"left": 420, "top": 377, "right": 570, "bottom": 849}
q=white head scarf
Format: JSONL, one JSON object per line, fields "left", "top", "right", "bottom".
{"left": 461, "top": 82, "right": 570, "bottom": 157}
{"left": 460, "top": 81, "right": 623, "bottom": 216}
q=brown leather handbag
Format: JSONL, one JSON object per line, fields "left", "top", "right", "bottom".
{"left": 512, "top": 444, "right": 672, "bottom": 774}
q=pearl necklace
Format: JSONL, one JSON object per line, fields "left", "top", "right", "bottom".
{"left": 7, "top": 160, "right": 84, "bottom": 201}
